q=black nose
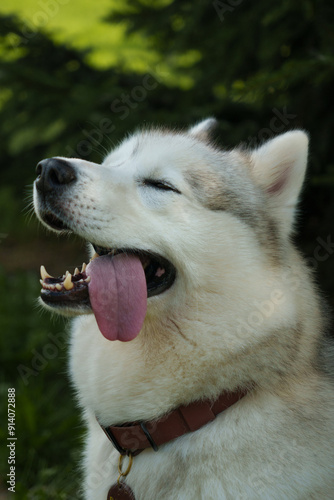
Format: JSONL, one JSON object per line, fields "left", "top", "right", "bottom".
{"left": 35, "top": 158, "right": 77, "bottom": 193}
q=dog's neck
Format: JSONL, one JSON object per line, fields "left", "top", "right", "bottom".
{"left": 98, "top": 388, "right": 249, "bottom": 456}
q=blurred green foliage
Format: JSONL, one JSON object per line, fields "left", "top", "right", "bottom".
{"left": 1, "top": 1, "right": 334, "bottom": 497}
{"left": 0, "top": 268, "right": 82, "bottom": 497}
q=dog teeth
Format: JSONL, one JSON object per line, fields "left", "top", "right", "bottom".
{"left": 63, "top": 272, "right": 74, "bottom": 290}
{"left": 42, "top": 283, "right": 56, "bottom": 291}
{"left": 90, "top": 253, "right": 99, "bottom": 261}
{"left": 74, "top": 267, "right": 80, "bottom": 275}
{"left": 85, "top": 276, "right": 91, "bottom": 283}
{"left": 40, "top": 278, "right": 63, "bottom": 292}
{"left": 40, "top": 265, "right": 53, "bottom": 280}
{"left": 141, "top": 258, "right": 150, "bottom": 270}
{"left": 81, "top": 262, "right": 87, "bottom": 272}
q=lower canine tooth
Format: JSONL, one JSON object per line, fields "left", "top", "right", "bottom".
{"left": 64, "top": 273, "right": 74, "bottom": 290}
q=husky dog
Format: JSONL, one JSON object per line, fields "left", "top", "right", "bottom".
{"left": 34, "top": 119, "right": 334, "bottom": 499}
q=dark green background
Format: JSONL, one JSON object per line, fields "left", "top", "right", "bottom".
{"left": 1, "top": 1, "right": 333, "bottom": 497}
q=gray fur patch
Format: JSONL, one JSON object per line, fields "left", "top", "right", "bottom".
{"left": 186, "top": 170, "right": 255, "bottom": 220}
{"left": 185, "top": 168, "right": 281, "bottom": 262}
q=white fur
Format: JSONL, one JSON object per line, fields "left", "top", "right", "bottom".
{"left": 250, "top": 131, "right": 309, "bottom": 236}
{"left": 34, "top": 121, "right": 334, "bottom": 499}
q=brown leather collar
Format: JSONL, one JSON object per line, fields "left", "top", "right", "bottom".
{"left": 99, "top": 389, "right": 248, "bottom": 456}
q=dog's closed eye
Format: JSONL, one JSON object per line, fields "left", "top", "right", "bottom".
{"left": 142, "top": 179, "right": 181, "bottom": 194}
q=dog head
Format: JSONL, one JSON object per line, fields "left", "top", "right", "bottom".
{"left": 34, "top": 119, "right": 311, "bottom": 398}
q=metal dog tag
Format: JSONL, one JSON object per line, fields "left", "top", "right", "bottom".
{"left": 107, "top": 482, "right": 135, "bottom": 500}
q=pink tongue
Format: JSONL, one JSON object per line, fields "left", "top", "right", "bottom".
{"left": 86, "top": 253, "right": 147, "bottom": 342}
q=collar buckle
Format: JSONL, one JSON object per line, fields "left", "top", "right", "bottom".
{"left": 101, "top": 422, "right": 159, "bottom": 454}
{"left": 101, "top": 425, "right": 128, "bottom": 455}
{"left": 140, "top": 422, "right": 159, "bottom": 452}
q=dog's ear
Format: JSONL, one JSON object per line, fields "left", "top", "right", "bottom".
{"left": 250, "top": 130, "right": 309, "bottom": 236}
{"left": 188, "top": 118, "right": 218, "bottom": 142}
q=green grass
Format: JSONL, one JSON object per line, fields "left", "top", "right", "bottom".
{"left": 0, "top": 0, "right": 134, "bottom": 68}
{"left": 0, "top": 0, "right": 157, "bottom": 70}
{"left": 0, "top": 267, "right": 83, "bottom": 498}
{"left": 0, "top": 0, "right": 194, "bottom": 87}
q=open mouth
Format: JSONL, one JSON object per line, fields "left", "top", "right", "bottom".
{"left": 39, "top": 246, "right": 176, "bottom": 341}
{"left": 40, "top": 246, "right": 176, "bottom": 303}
